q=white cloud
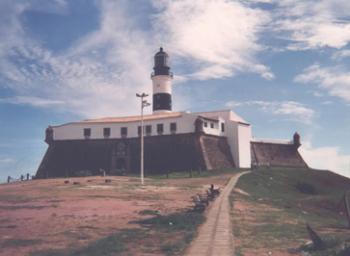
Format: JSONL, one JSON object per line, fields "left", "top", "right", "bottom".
{"left": 0, "top": 0, "right": 155, "bottom": 118}
{"left": 0, "top": 96, "right": 65, "bottom": 107}
{"left": 226, "top": 100, "right": 315, "bottom": 124}
{"left": 332, "top": 49, "right": 350, "bottom": 60}
{"left": 4, "top": 0, "right": 350, "bottom": 120}
{"left": 300, "top": 141, "right": 350, "bottom": 178}
{"left": 270, "top": 0, "right": 350, "bottom": 50}
{"left": 295, "top": 64, "right": 350, "bottom": 103}
{"left": 0, "top": 0, "right": 277, "bottom": 118}
{"left": 152, "top": 0, "right": 274, "bottom": 80}
{"left": 0, "top": 157, "right": 15, "bottom": 164}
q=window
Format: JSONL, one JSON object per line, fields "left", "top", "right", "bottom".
{"left": 210, "top": 123, "right": 214, "bottom": 129}
{"left": 121, "top": 127, "right": 127, "bottom": 138}
{"left": 138, "top": 126, "right": 141, "bottom": 136}
{"left": 221, "top": 123, "right": 225, "bottom": 132}
{"left": 170, "top": 122, "right": 177, "bottom": 133}
{"left": 103, "top": 128, "right": 110, "bottom": 138}
{"left": 157, "top": 124, "right": 164, "bottom": 135}
{"left": 84, "top": 128, "right": 91, "bottom": 139}
{"left": 204, "top": 122, "right": 208, "bottom": 127}
{"left": 145, "top": 125, "right": 152, "bottom": 136}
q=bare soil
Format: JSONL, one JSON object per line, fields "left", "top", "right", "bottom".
{"left": 0, "top": 174, "right": 231, "bottom": 256}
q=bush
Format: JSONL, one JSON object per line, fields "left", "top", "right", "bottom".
{"left": 295, "top": 182, "right": 317, "bottom": 195}
{"left": 137, "top": 211, "right": 205, "bottom": 232}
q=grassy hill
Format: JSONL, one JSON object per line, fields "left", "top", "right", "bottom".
{"left": 231, "top": 167, "right": 350, "bottom": 256}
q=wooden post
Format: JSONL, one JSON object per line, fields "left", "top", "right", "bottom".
{"left": 189, "top": 169, "right": 193, "bottom": 178}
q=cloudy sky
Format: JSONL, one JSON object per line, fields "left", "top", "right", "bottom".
{"left": 0, "top": 0, "right": 349, "bottom": 181}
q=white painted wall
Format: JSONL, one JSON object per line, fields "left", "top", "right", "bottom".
{"left": 223, "top": 121, "right": 252, "bottom": 168}
{"left": 152, "top": 75, "right": 172, "bottom": 94}
{"left": 201, "top": 117, "right": 226, "bottom": 137}
{"left": 197, "top": 109, "right": 247, "bottom": 124}
{"left": 227, "top": 122, "right": 239, "bottom": 168}
{"left": 52, "top": 112, "right": 229, "bottom": 141}
{"left": 53, "top": 113, "right": 198, "bottom": 140}
{"left": 237, "top": 124, "right": 252, "bottom": 168}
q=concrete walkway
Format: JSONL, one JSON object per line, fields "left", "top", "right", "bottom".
{"left": 185, "top": 171, "right": 250, "bottom": 256}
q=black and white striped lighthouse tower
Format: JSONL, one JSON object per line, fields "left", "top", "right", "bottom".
{"left": 151, "top": 47, "right": 173, "bottom": 113}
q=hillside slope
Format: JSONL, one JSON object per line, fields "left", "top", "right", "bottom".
{"left": 231, "top": 168, "right": 350, "bottom": 256}
{"left": 0, "top": 172, "right": 233, "bottom": 256}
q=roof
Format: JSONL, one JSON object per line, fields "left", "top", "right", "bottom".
{"left": 195, "top": 109, "right": 249, "bottom": 124}
{"left": 53, "top": 109, "right": 248, "bottom": 127}
{"left": 251, "top": 138, "right": 292, "bottom": 145}
{"left": 198, "top": 115, "right": 220, "bottom": 122}
{"left": 76, "top": 111, "right": 183, "bottom": 124}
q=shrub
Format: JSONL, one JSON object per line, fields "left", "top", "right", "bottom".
{"left": 295, "top": 182, "right": 317, "bottom": 195}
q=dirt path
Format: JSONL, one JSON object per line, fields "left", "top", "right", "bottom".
{"left": 185, "top": 171, "right": 251, "bottom": 256}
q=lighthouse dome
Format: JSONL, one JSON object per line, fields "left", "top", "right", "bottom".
{"left": 155, "top": 47, "right": 169, "bottom": 58}
{"left": 153, "top": 47, "right": 171, "bottom": 76}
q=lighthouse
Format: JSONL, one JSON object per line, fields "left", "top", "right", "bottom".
{"left": 151, "top": 47, "right": 173, "bottom": 113}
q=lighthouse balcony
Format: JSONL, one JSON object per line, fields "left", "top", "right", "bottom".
{"left": 151, "top": 71, "right": 173, "bottom": 78}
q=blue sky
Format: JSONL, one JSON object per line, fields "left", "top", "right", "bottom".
{"left": 0, "top": 0, "right": 350, "bottom": 181}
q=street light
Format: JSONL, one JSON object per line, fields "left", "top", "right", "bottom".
{"left": 136, "top": 93, "right": 150, "bottom": 185}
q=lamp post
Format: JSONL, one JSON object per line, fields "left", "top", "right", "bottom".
{"left": 136, "top": 93, "right": 150, "bottom": 185}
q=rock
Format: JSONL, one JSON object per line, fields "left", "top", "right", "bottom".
{"left": 306, "top": 224, "right": 325, "bottom": 250}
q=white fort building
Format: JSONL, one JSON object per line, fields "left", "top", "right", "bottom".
{"left": 36, "top": 48, "right": 306, "bottom": 178}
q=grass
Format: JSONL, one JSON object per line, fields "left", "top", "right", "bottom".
{"left": 0, "top": 194, "right": 34, "bottom": 203}
{"left": 139, "top": 212, "right": 204, "bottom": 256}
{"left": 148, "top": 168, "right": 240, "bottom": 179}
{"left": 231, "top": 167, "right": 350, "bottom": 255}
{"left": 32, "top": 210, "right": 205, "bottom": 256}
{"left": 237, "top": 168, "right": 350, "bottom": 225}
{"left": 138, "top": 209, "right": 161, "bottom": 216}
{"left": 235, "top": 247, "right": 244, "bottom": 256}
{"left": 254, "top": 222, "right": 305, "bottom": 240}
{"left": 137, "top": 211, "right": 205, "bottom": 232}
{"left": 31, "top": 229, "right": 144, "bottom": 256}
{"left": 1, "top": 239, "right": 42, "bottom": 248}
{"left": 0, "top": 204, "right": 58, "bottom": 210}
